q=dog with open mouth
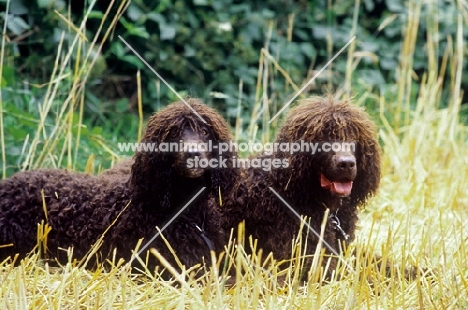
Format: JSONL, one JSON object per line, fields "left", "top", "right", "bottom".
{"left": 224, "top": 96, "right": 381, "bottom": 280}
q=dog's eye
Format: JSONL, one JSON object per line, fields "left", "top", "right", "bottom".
{"left": 202, "top": 129, "right": 208, "bottom": 135}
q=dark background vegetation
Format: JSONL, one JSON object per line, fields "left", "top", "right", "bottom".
{"left": 1, "top": 0, "right": 465, "bottom": 175}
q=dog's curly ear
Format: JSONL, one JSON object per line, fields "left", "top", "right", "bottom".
{"left": 129, "top": 141, "right": 173, "bottom": 211}
{"left": 209, "top": 144, "right": 239, "bottom": 204}
{"left": 351, "top": 138, "right": 381, "bottom": 206}
{"left": 129, "top": 110, "right": 181, "bottom": 211}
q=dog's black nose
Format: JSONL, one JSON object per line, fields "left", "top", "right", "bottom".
{"left": 188, "top": 150, "right": 202, "bottom": 158}
{"left": 336, "top": 155, "right": 356, "bottom": 171}
{"left": 183, "top": 140, "right": 204, "bottom": 158}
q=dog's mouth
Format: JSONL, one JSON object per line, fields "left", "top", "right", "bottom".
{"left": 185, "top": 167, "right": 206, "bottom": 178}
{"left": 320, "top": 173, "right": 353, "bottom": 197}
{"left": 173, "top": 160, "right": 207, "bottom": 178}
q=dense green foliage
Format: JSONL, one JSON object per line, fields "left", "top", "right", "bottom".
{"left": 4, "top": 0, "right": 466, "bottom": 108}
{"left": 1, "top": 0, "right": 466, "bottom": 175}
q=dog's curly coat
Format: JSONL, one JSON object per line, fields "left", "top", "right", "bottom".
{"left": 225, "top": 96, "right": 381, "bottom": 278}
{"left": 0, "top": 98, "right": 237, "bottom": 273}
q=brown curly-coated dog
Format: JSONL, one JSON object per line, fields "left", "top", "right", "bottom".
{"left": 98, "top": 158, "right": 132, "bottom": 181}
{"left": 224, "top": 96, "right": 381, "bottom": 279}
{"left": 0, "top": 98, "right": 238, "bottom": 274}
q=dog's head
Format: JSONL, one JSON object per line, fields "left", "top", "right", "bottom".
{"left": 272, "top": 96, "right": 381, "bottom": 208}
{"left": 165, "top": 122, "right": 215, "bottom": 179}
{"left": 130, "top": 98, "right": 237, "bottom": 210}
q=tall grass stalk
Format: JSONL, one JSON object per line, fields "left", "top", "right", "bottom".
{"left": 25, "top": 0, "right": 129, "bottom": 170}
{"left": 343, "top": 0, "right": 361, "bottom": 99}
{"left": 137, "top": 70, "right": 143, "bottom": 142}
{"left": 0, "top": 0, "right": 11, "bottom": 178}
{"left": 395, "top": 0, "right": 422, "bottom": 130}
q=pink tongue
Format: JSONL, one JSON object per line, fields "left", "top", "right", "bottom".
{"left": 320, "top": 173, "right": 353, "bottom": 196}
{"left": 331, "top": 182, "right": 353, "bottom": 195}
